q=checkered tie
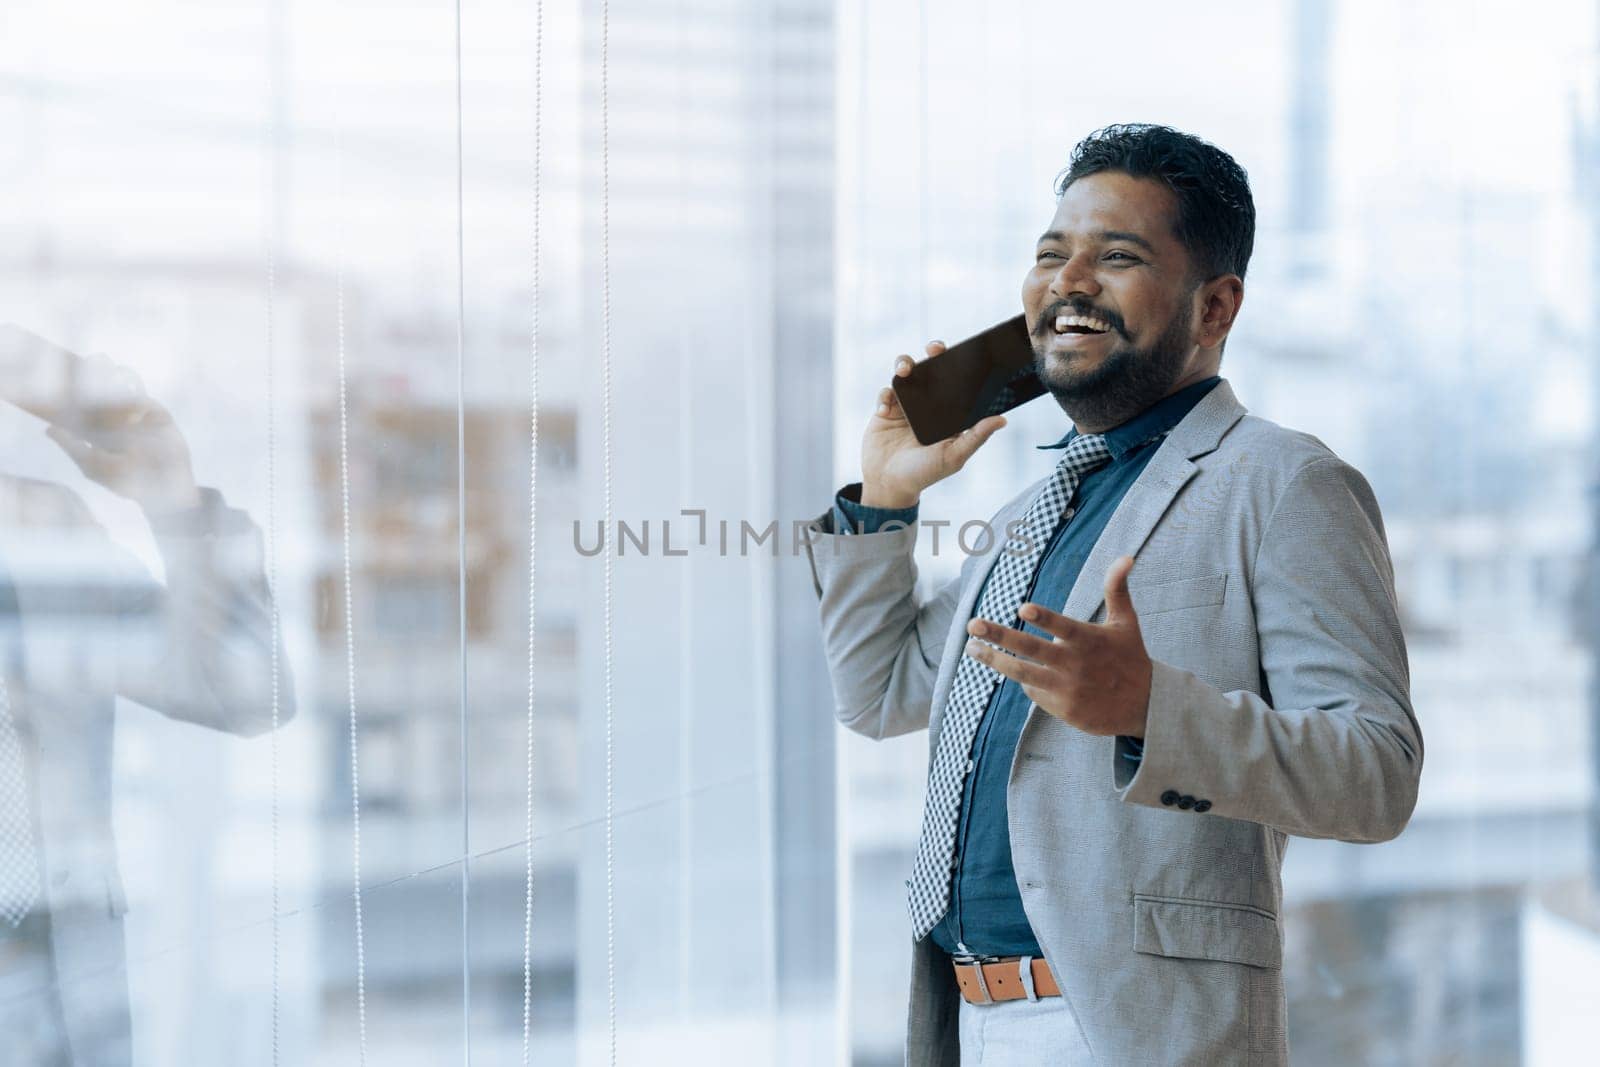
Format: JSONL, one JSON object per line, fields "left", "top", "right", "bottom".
{"left": 0, "top": 671, "right": 38, "bottom": 927}
{"left": 0, "top": 566, "right": 38, "bottom": 928}
{"left": 906, "top": 431, "right": 1112, "bottom": 940}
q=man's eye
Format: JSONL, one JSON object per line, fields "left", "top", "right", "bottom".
{"left": 1036, "top": 251, "right": 1060, "bottom": 261}
{"left": 1105, "top": 251, "right": 1138, "bottom": 262}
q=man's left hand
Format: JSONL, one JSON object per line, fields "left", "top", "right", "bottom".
{"left": 962, "top": 554, "right": 1152, "bottom": 738}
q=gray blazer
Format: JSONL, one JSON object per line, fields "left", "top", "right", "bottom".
{"left": 3, "top": 476, "right": 291, "bottom": 1066}
{"left": 804, "top": 379, "right": 1420, "bottom": 1065}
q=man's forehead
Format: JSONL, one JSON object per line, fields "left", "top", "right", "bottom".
{"left": 1042, "top": 172, "right": 1177, "bottom": 246}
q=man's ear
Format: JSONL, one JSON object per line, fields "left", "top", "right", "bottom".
{"left": 1195, "top": 275, "right": 1244, "bottom": 349}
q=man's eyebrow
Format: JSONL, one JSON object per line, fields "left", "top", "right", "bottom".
{"left": 1035, "top": 229, "right": 1158, "bottom": 254}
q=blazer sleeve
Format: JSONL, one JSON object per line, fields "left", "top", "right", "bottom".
{"left": 113, "top": 487, "right": 296, "bottom": 736}
{"left": 802, "top": 492, "right": 963, "bottom": 740}
{"left": 1115, "top": 456, "right": 1422, "bottom": 843}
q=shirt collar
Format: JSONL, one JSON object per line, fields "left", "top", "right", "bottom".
{"left": 1036, "top": 375, "right": 1225, "bottom": 462}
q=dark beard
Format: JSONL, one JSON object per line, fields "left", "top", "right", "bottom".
{"left": 1030, "top": 304, "right": 1194, "bottom": 431}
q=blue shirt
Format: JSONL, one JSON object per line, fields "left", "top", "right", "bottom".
{"left": 833, "top": 376, "right": 1224, "bottom": 958}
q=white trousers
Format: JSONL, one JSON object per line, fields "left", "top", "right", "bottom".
{"left": 957, "top": 971, "right": 1094, "bottom": 1065}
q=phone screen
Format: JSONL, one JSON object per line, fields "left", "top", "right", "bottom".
{"left": 890, "top": 314, "right": 1046, "bottom": 446}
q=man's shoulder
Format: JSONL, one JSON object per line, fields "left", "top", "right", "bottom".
{"left": 1210, "top": 413, "right": 1384, "bottom": 534}
{"left": 1219, "top": 412, "right": 1366, "bottom": 485}
{"left": 0, "top": 474, "right": 99, "bottom": 532}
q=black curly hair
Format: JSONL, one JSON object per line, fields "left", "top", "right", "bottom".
{"left": 1055, "top": 124, "right": 1256, "bottom": 284}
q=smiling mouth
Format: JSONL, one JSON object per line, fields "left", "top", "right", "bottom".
{"left": 1052, "top": 312, "right": 1114, "bottom": 336}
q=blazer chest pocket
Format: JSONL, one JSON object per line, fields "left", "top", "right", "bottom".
{"left": 1131, "top": 894, "right": 1281, "bottom": 970}
{"left": 1128, "top": 572, "right": 1228, "bottom": 617}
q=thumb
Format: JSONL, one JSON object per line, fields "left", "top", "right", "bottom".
{"left": 45, "top": 424, "right": 99, "bottom": 476}
{"left": 1103, "top": 555, "right": 1139, "bottom": 628}
{"left": 945, "top": 414, "right": 1007, "bottom": 465}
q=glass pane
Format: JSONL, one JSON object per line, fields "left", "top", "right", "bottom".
{"left": 2, "top": 0, "right": 1594, "bottom": 1063}
{"left": 838, "top": 0, "right": 1598, "bottom": 1063}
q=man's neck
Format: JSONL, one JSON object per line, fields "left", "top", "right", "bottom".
{"left": 1070, "top": 364, "right": 1220, "bottom": 435}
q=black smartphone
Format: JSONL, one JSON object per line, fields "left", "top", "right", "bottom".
{"left": 890, "top": 314, "right": 1045, "bottom": 446}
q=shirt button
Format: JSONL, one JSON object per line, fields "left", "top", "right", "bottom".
{"left": 1064, "top": 507, "right": 1076, "bottom": 520}
{"left": 965, "top": 759, "right": 975, "bottom": 774}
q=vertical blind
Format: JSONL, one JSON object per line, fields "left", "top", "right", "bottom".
{"left": 0, "top": 0, "right": 1595, "bottom": 1064}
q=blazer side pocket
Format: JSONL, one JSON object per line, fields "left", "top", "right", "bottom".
{"left": 1131, "top": 893, "right": 1281, "bottom": 970}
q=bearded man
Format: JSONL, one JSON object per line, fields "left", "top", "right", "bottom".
{"left": 803, "top": 123, "right": 1420, "bottom": 1065}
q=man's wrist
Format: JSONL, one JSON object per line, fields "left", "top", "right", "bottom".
{"left": 836, "top": 483, "right": 919, "bottom": 537}
{"left": 138, "top": 482, "right": 205, "bottom": 519}
{"left": 860, "top": 482, "right": 920, "bottom": 510}
{"left": 143, "top": 486, "right": 237, "bottom": 537}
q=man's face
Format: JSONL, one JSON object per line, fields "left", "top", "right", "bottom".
{"left": 1021, "top": 170, "right": 1208, "bottom": 430}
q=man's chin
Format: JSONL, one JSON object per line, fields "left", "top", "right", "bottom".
{"left": 1034, "top": 346, "right": 1128, "bottom": 400}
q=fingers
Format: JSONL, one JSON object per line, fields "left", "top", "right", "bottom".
{"left": 966, "top": 617, "right": 1061, "bottom": 665}
{"left": 0, "top": 326, "right": 76, "bottom": 420}
{"left": 877, "top": 339, "right": 942, "bottom": 417}
{"left": 1016, "top": 601, "right": 1088, "bottom": 641}
{"left": 44, "top": 424, "right": 101, "bottom": 476}
{"left": 963, "top": 633, "right": 1054, "bottom": 691}
{"left": 75, "top": 356, "right": 147, "bottom": 431}
{"left": 6, "top": 337, "right": 151, "bottom": 434}
{"left": 892, "top": 340, "right": 945, "bottom": 379}
{"left": 943, "top": 413, "right": 1006, "bottom": 462}
{"left": 969, "top": 413, "right": 1006, "bottom": 440}
{"left": 873, "top": 385, "right": 905, "bottom": 421}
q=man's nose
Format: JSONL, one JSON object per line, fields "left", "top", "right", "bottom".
{"left": 1048, "top": 255, "right": 1101, "bottom": 301}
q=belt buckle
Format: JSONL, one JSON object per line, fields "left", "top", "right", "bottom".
{"left": 951, "top": 952, "right": 1002, "bottom": 1005}
{"left": 951, "top": 951, "right": 1000, "bottom": 966}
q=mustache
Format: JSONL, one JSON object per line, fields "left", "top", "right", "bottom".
{"left": 1034, "top": 299, "right": 1125, "bottom": 338}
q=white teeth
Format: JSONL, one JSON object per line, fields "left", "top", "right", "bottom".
{"left": 1054, "top": 314, "right": 1111, "bottom": 334}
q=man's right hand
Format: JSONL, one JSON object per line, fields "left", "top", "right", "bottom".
{"left": 859, "top": 339, "right": 1008, "bottom": 509}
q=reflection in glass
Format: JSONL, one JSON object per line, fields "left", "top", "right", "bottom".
{"left": 0, "top": 327, "right": 291, "bottom": 1065}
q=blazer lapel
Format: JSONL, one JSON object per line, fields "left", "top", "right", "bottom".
{"left": 1060, "top": 378, "right": 1248, "bottom": 623}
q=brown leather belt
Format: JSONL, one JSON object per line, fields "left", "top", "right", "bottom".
{"left": 952, "top": 956, "right": 1060, "bottom": 1005}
